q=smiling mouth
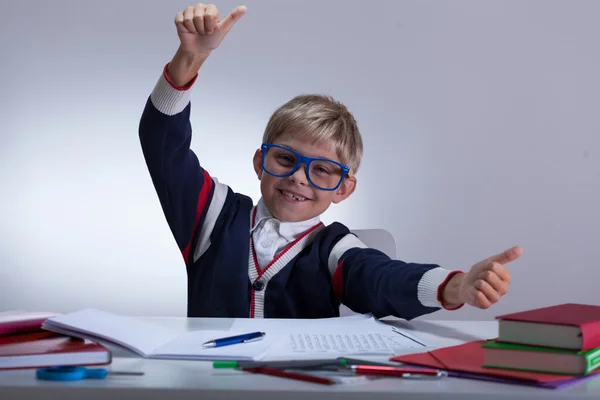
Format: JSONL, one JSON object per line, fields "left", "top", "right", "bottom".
{"left": 279, "top": 189, "right": 311, "bottom": 202}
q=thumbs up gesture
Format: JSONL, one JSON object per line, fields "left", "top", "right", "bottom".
{"left": 442, "top": 245, "right": 523, "bottom": 309}
{"left": 166, "top": 4, "right": 247, "bottom": 87}
{"left": 175, "top": 3, "right": 247, "bottom": 55}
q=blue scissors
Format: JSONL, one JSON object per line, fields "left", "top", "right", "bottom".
{"left": 36, "top": 366, "right": 144, "bottom": 381}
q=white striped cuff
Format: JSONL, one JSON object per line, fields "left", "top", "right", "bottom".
{"left": 327, "top": 234, "right": 368, "bottom": 276}
{"left": 149, "top": 71, "right": 191, "bottom": 116}
{"left": 417, "top": 267, "right": 455, "bottom": 308}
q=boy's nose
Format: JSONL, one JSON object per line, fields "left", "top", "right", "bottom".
{"left": 288, "top": 164, "right": 309, "bottom": 186}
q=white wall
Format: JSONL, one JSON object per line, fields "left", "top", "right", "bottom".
{"left": 1, "top": 0, "right": 599, "bottom": 319}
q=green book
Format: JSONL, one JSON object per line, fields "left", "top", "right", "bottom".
{"left": 482, "top": 340, "right": 600, "bottom": 375}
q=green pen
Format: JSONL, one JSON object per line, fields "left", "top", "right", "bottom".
{"left": 213, "top": 357, "right": 398, "bottom": 370}
{"left": 213, "top": 359, "right": 345, "bottom": 370}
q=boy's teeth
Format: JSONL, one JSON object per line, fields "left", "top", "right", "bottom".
{"left": 283, "top": 191, "right": 307, "bottom": 201}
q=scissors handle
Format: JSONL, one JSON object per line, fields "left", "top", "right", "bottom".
{"left": 36, "top": 366, "right": 107, "bottom": 381}
{"left": 36, "top": 366, "right": 144, "bottom": 381}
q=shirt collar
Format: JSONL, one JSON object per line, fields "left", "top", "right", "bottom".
{"left": 251, "top": 197, "right": 321, "bottom": 241}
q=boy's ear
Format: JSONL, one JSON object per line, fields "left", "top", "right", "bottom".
{"left": 332, "top": 175, "right": 357, "bottom": 204}
{"left": 253, "top": 149, "right": 263, "bottom": 179}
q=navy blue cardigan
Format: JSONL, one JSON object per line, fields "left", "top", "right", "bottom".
{"left": 138, "top": 69, "right": 457, "bottom": 319}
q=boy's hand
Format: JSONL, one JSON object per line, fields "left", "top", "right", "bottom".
{"left": 167, "top": 3, "right": 247, "bottom": 87}
{"left": 441, "top": 245, "right": 523, "bottom": 309}
{"left": 175, "top": 3, "right": 247, "bottom": 56}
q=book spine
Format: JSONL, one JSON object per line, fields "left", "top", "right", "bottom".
{"left": 586, "top": 348, "right": 600, "bottom": 373}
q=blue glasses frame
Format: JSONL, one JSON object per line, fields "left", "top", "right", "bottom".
{"left": 260, "top": 143, "right": 353, "bottom": 191}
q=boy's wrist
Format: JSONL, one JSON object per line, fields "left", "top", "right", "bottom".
{"left": 439, "top": 271, "right": 465, "bottom": 309}
{"left": 166, "top": 46, "right": 211, "bottom": 88}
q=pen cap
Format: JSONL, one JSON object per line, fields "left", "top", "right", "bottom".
{"left": 213, "top": 361, "right": 239, "bottom": 369}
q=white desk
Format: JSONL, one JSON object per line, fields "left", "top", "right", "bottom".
{"left": 1, "top": 317, "right": 599, "bottom": 400}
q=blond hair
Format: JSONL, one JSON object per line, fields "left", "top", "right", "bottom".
{"left": 262, "top": 94, "right": 363, "bottom": 173}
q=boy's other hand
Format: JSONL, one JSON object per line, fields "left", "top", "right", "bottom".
{"left": 175, "top": 3, "right": 247, "bottom": 57}
{"left": 442, "top": 245, "right": 523, "bottom": 310}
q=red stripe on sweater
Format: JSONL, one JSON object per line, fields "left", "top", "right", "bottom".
{"left": 182, "top": 170, "right": 214, "bottom": 264}
{"left": 332, "top": 261, "right": 345, "bottom": 301}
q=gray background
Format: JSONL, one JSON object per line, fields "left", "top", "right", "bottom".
{"left": 1, "top": 0, "right": 598, "bottom": 320}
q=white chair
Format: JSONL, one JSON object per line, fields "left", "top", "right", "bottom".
{"left": 338, "top": 229, "right": 397, "bottom": 316}
{"left": 351, "top": 229, "right": 397, "bottom": 259}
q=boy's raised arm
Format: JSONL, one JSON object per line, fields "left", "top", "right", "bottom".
{"left": 138, "top": 4, "right": 246, "bottom": 263}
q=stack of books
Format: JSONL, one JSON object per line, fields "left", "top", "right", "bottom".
{"left": 0, "top": 310, "right": 111, "bottom": 370}
{"left": 482, "top": 303, "right": 600, "bottom": 375}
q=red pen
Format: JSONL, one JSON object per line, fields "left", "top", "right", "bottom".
{"left": 349, "top": 365, "right": 446, "bottom": 378}
{"left": 243, "top": 367, "right": 336, "bottom": 385}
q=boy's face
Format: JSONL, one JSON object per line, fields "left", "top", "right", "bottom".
{"left": 253, "top": 136, "right": 357, "bottom": 222}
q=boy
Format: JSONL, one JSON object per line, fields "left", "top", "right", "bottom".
{"left": 139, "top": 3, "right": 523, "bottom": 319}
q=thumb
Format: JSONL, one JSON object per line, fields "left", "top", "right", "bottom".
{"left": 487, "top": 245, "right": 523, "bottom": 265}
{"left": 219, "top": 5, "right": 247, "bottom": 35}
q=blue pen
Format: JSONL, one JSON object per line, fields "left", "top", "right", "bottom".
{"left": 202, "top": 331, "right": 266, "bottom": 348}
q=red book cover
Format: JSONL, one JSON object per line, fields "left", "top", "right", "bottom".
{"left": 0, "top": 311, "right": 59, "bottom": 336}
{"left": 0, "top": 331, "right": 111, "bottom": 370}
{"left": 496, "top": 303, "right": 600, "bottom": 350}
{"left": 391, "top": 340, "right": 600, "bottom": 384}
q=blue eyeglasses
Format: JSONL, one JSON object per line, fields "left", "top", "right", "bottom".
{"left": 260, "top": 143, "right": 353, "bottom": 191}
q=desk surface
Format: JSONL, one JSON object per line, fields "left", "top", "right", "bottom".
{"left": 1, "top": 317, "right": 599, "bottom": 400}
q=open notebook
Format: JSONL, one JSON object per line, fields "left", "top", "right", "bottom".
{"left": 230, "top": 314, "right": 428, "bottom": 360}
{"left": 42, "top": 309, "right": 279, "bottom": 361}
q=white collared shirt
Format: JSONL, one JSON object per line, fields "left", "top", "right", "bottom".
{"left": 250, "top": 198, "right": 321, "bottom": 270}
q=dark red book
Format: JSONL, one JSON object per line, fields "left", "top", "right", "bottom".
{"left": 0, "top": 331, "right": 111, "bottom": 370}
{"left": 0, "top": 310, "right": 58, "bottom": 336}
{"left": 496, "top": 303, "right": 600, "bottom": 350}
{"left": 391, "top": 340, "right": 600, "bottom": 384}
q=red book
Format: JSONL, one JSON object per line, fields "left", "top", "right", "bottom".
{"left": 0, "top": 331, "right": 111, "bottom": 370}
{"left": 391, "top": 340, "right": 600, "bottom": 384}
{"left": 496, "top": 303, "right": 600, "bottom": 350}
{"left": 0, "top": 310, "right": 59, "bottom": 336}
